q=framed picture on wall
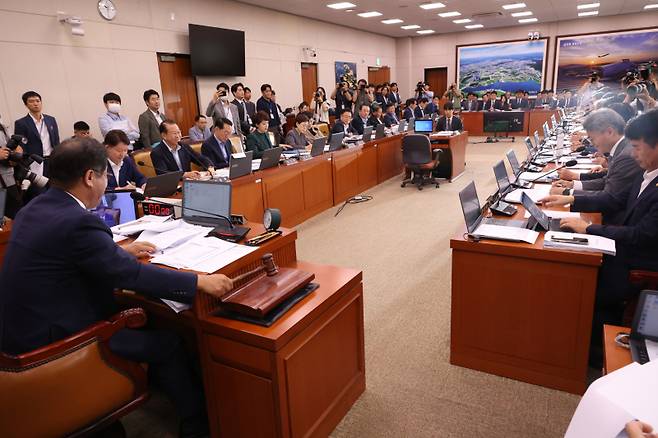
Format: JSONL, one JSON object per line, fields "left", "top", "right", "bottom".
{"left": 553, "top": 28, "right": 658, "bottom": 92}
{"left": 456, "top": 39, "right": 548, "bottom": 97}
{"left": 335, "top": 61, "right": 357, "bottom": 88}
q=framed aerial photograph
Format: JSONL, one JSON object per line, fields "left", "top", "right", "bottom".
{"left": 335, "top": 61, "right": 357, "bottom": 88}
{"left": 457, "top": 38, "right": 548, "bottom": 97}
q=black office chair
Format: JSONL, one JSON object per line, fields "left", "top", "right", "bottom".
{"left": 401, "top": 134, "right": 441, "bottom": 190}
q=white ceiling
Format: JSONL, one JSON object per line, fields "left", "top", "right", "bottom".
{"left": 233, "top": 0, "right": 657, "bottom": 37}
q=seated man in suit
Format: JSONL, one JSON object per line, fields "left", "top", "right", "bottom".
{"left": 201, "top": 118, "right": 233, "bottom": 169}
{"left": 461, "top": 93, "right": 479, "bottom": 112}
{"left": 350, "top": 104, "right": 370, "bottom": 135}
{"left": 0, "top": 137, "right": 233, "bottom": 437}
{"left": 104, "top": 130, "right": 147, "bottom": 190}
{"left": 403, "top": 98, "right": 417, "bottom": 121}
{"left": 72, "top": 121, "right": 91, "bottom": 139}
{"left": 150, "top": 120, "right": 213, "bottom": 179}
{"left": 436, "top": 103, "right": 464, "bottom": 131}
{"left": 98, "top": 92, "right": 140, "bottom": 142}
{"left": 331, "top": 108, "right": 356, "bottom": 138}
{"left": 188, "top": 114, "right": 212, "bottom": 142}
{"left": 367, "top": 105, "right": 385, "bottom": 128}
{"left": 541, "top": 109, "right": 658, "bottom": 366}
{"left": 138, "top": 89, "right": 165, "bottom": 148}
{"left": 509, "top": 90, "right": 529, "bottom": 110}
{"left": 415, "top": 98, "right": 430, "bottom": 119}
{"left": 481, "top": 92, "right": 495, "bottom": 111}
{"left": 559, "top": 90, "right": 578, "bottom": 108}
{"left": 383, "top": 103, "right": 400, "bottom": 127}
{"left": 546, "top": 89, "right": 558, "bottom": 109}
{"left": 206, "top": 82, "right": 242, "bottom": 136}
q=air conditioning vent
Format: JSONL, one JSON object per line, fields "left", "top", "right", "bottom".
{"left": 472, "top": 11, "right": 504, "bottom": 19}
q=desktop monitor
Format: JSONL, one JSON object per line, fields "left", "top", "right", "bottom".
{"left": 493, "top": 160, "right": 511, "bottom": 193}
{"left": 92, "top": 192, "right": 138, "bottom": 227}
{"left": 506, "top": 149, "right": 521, "bottom": 174}
{"left": 458, "top": 181, "right": 482, "bottom": 234}
{"left": 414, "top": 119, "right": 433, "bottom": 134}
{"left": 183, "top": 180, "right": 231, "bottom": 223}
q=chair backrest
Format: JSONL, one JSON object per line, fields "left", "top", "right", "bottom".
{"left": 267, "top": 131, "right": 276, "bottom": 146}
{"left": 316, "top": 123, "right": 330, "bottom": 137}
{"left": 402, "top": 134, "right": 433, "bottom": 165}
{"left": 229, "top": 135, "right": 244, "bottom": 154}
{"left": 132, "top": 150, "right": 156, "bottom": 178}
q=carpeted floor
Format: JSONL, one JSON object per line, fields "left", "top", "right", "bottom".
{"left": 123, "top": 136, "right": 581, "bottom": 437}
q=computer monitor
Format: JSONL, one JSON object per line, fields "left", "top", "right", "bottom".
{"left": 458, "top": 181, "right": 482, "bottom": 234}
{"left": 506, "top": 149, "right": 521, "bottom": 174}
{"left": 182, "top": 180, "right": 231, "bottom": 225}
{"left": 542, "top": 122, "right": 550, "bottom": 139}
{"left": 534, "top": 131, "right": 541, "bottom": 149}
{"left": 633, "top": 291, "right": 658, "bottom": 341}
{"left": 493, "top": 160, "right": 511, "bottom": 194}
{"left": 524, "top": 137, "right": 534, "bottom": 154}
{"left": 414, "top": 119, "right": 433, "bottom": 134}
{"left": 92, "top": 192, "right": 138, "bottom": 227}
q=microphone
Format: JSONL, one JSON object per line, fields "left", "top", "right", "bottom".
{"left": 130, "top": 192, "right": 233, "bottom": 229}
{"left": 180, "top": 144, "right": 210, "bottom": 171}
{"left": 527, "top": 160, "right": 578, "bottom": 183}
{"left": 136, "top": 160, "right": 176, "bottom": 175}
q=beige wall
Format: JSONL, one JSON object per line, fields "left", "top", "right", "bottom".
{"left": 0, "top": 0, "right": 396, "bottom": 139}
{"left": 396, "top": 11, "right": 658, "bottom": 99}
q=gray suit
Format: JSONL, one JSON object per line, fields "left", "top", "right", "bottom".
{"left": 573, "top": 138, "right": 643, "bottom": 224}
{"left": 205, "top": 100, "right": 242, "bottom": 136}
{"left": 138, "top": 109, "right": 164, "bottom": 148}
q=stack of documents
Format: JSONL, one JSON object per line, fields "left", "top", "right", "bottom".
{"left": 504, "top": 184, "right": 551, "bottom": 203}
{"left": 111, "top": 215, "right": 172, "bottom": 236}
{"left": 213, "top": 168, "right": 230, "bottom": 179}
{"left": 135, "top": 221, "right": 212, "bottom": 251}
{"left": 544, "top": 231, "right": 616, "bottom": 255}
{"left": 473, "top": 224, "right": 539, "bottom": 244}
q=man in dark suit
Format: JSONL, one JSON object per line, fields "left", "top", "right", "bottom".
{"left": 201, "top": 118, "right": 233, "bottom": 169}
{"left": 403, "top": 98, "right": 417, "bottom": 121}
{"left": 461, "top": 93, "right": 479, "bottom": 112}
{"left": 230, "top": 82, "right": 253, "bottom": 135}
{"left": 436, "top": 103, "right": 464, "bottom": 131}
{"left": 383, "top": 103, "right": 400, "bottom": 127}
{"left": 388, "top": 83, "right": 402, "bottom": 109}
{"left": 0, "top": 137, "right": 233, "bottom": 437}
{"left": 331, "top": 109, "right": 357, "bottom": 138}
{"left": 150, "top": 120, "right": 213, "bottom": 179}
{"left": 104, "top": 130, "right": 147, "bottom": 190}
{"left": 256, "top": 83, "right": 281, "bottom": 132}
{"left": 14, "top": 90, "right": 60, "bottom": 171}
{"left": 509, "top": 90, "right": 530, "bottom": 110}
{"left": 542, "top": 109, "right": 658, "bottom": 365}
{"left": 481, "top": 93, "right": 494, "bottom": 111}
{"left": 558, "top": 90, "right": 578, "bottom": 108}
{"left": 138, "top": 89, "right": 165, "bottom": 148}
{"left": 367, "top": 105, "right": 385, "bottom": 128}
{"left": 350, "top": 104, "right": 370, "bottom": 135}
{"left": 415, "top": 98, "right": 430, "bottom": 119}
{"left": 243, "top": 87, "right": 257, "bottom": 119}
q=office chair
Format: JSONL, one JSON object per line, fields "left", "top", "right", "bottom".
{"left": 229, "top": 135, "right": 245, "bottom": 154}
{"left": 189, "top": 143, "right": 204, "bottom": 172}
{"left": 0, "top": 308, "right": 149, "bottom": 438}
{"left": 401, "top": 134, "right": 441, "bottom": 190}
{"left": 315, "top": 123, "right": 330, "bottom": 138}
{"left": 132, "top": 150, "right": 156, "bottom": 178}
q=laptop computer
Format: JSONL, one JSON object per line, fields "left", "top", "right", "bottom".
{"left": 398, "top": 119, "right": 407, "bottom": 132}
{"left": 362, "top": 126, "right": 374, "bottom": 143}
{"left": 459, "top": 181, "right": 527, "bottom": 235}
{"left": 542, "top": 122, "right": 551, "bottom": 139}
{"left": 327, "top": 132, "right": 344, "bottom": 152}
{"left": 524, "top": 137, "right": 535, "bottom": 155}
{"left": 414, "top": 119, "right": 433, "bottom": 135}
{"left": 259, "top": 147, "right": 282, "bottom": 170}
{"left": 229, "top": 151, "right": 253, "bottom": 179}
{"left": 143, "top": 171, "right": 184, "bottom": 197}
{"left": 502, "top": 152, "right": 533, "bottom": 189}
{"left": 521, "top": 192, "right": 562, "bottom": 232}
{"left": 92, "top": 191, "right": 138, "bottom": 227}
{"left": 182, "top": 180, "right": 231, "bottom": 227}
{"left": 375, "top": 123, "right": 386, "bottom": 139}
{"left": 551, "top": 114, "right": 558, "bottom": 131}
{"left": 310, "top": 137, "right": 326, "bottom": 157}
{"left": 534, "top": 131, "right": 541, "bottom": 150}
{"left": 407, "top": 117, "right": 415, "bottom": 132}
{"left": 630, "top": 290, "right": 658, "bottom": 364}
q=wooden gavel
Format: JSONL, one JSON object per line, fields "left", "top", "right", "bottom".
{"left": 231, "top": 253, "right": 279, "bottom": 285}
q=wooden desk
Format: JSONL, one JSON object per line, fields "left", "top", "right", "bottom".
{"left": 431, "top": 132, "right": 468, "bottom": 182}
{"left": 450, "top": 205, "right": 602, "bottom": 394}
{"left": 460, "top": 109, "right": 558, "bottom": 137}
{"left": 0, "top": 219, "right": 11, "bottom": 267}
{"left": 603, "top": 324, "right": 632, "bottom": 375}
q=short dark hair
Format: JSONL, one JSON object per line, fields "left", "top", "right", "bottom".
{"left": 230, "top": 83, "right": 244, "bottom": 95}
{"left": 216, "top": 82, "right": 229, "bottom": 91}
{"left": 390, "top": 82, "right": 398, "bottom": 87}
{"left": 73, "top": 121, "right": 90, "bottom": 131}
{"left": 104, "top": 129, "right": 130, "bottom": 147}
{"left": 339, "top": 108, "right": 352, "bottom": 116}
{"left": 371, "top": 104, "right": 382, "bottom": 113}
{"left": 159, "top": 119, "right": 177, "bottom": 134}
{"left": 261, "top": 84, "right": 272, "bottom": 93}
{"left": 405, "top": 98, "right": 417, "bottom": 106}
{"left": 298, "top": 101, "right": 310, "bottom": 111}
{"left": 22, "top": 91, "right": 41, "bottom": 104}
{"left": 143, "top": 89, "right": 159, "bottom": 102}
{"left": 253, "top": 111, "right": 270, "bottom": 125}
{"left": 443, "top": 102, "right": 454, "bottom": 111}
{"left": 295, "top": 113, "right": 309, "bottom": 125}
{"left": 467, "top": 92, "right": 477, "bottom": 97}
{"left": 194, "top": 114, "right": 206, "bottom": 122}
{"left": 385, "top": 102, "right": 395, "bottom": 110}
{"left": 244, "top": 87, "right": 251, "bottom": 93}
{"left": 213, "top": 118, "right": 233, "bottom": 130}
{"left": 103, "top": 92, "right": 121, "bottom": 104}
{"left": 49, "top": 137, "right": 107, "bottom": 189}
{"left": 625, "top": 109, "right": 658, "bottom": 147}
{"left": 359, "top": 103, "right": 370, "bottom": 111}
{"left": 419, "top": 97, "right": 429, "bottom": 104}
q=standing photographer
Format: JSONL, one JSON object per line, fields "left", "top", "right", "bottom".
{"left": 0, "top": 127, "right": 24, "bottom": 219}
{"left": 331, "top": 81, "right": 354, "bottom": 115}
{"left": 313, "top": 87, "right": 331, "bottom": 123}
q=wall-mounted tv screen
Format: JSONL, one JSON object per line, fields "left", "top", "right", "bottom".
{"left": 189, "top": 24, "right": 245, "bottom": 76}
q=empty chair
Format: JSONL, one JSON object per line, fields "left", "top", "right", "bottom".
{"left": 401, "top": 134, "right": 441, "bottom": 190}
{"left": 132, "top": 149, "right": 156, "bottom": 177}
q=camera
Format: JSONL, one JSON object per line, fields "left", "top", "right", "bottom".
{"left": 314, "top": 91, "right": 321, "bottom": 99}
{"left": 1, "top": 135, "right": 49, "bottom": 190}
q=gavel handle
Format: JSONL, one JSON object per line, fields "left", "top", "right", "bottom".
{"left": 231, "top": 266, "right": 265, "bottom": 284}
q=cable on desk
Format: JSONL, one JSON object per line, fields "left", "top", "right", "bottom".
{"left": 334, "top": 195, "right": 373, "bottom": 217}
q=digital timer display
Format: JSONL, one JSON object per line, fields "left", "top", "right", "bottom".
{"left": 141, "top": 201, "right": 174, "bottom": 217}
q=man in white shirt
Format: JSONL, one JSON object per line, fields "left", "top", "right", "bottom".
{"left": 138, "top": 89, "right": 165, "bottom": 148}
{"left": 98, "top": 92, "right": 139, "bottom": 142}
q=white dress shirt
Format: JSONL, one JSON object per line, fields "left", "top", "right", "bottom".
{"left": 221, "top": 102, "right": 236, "bottom": 133}
{"left": 573, "top": 136, "right": 624, "bottom": 191}
{"left": 638, "top": 167, "right": 658, "bottom": 198}
{"left": 108, "top": 158, "right": 123, "bottom": 186}
{"left": 29, "top": 113, "right": 52, "bottom": 157}
{"left": 163, "top": 140, "right": 183, "bottom": 170}
{"left": 150, "top": 109, "right": 163, "bottom": 125}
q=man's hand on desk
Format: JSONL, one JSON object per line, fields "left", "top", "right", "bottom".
{"left": 625, "top": 420, "right": 657, "bottom": 438}
{"left": 124, "top": 241, "right": 157, "bottom": 258}
{"left": 592, "top": 156, "right": 608, "bottom": 167}
{"left": 197, "top": 274, "right": 233, "bottom": 298}
{"left": 589, "top": 165, "right": 605, "bottom": 173}
{"left": 541, "top": 194, "right": 574, "bottom": 208}
{"left": 559, "top": 217, "right": 589, "bottom": 234}
{"left": 552, "top": 179, "right": 573, "bottom": 189}
{"left": 184, "top": 171, "right": 201, "bottom": 180}
{"left": 557, "top": 168, "right": 580, "bottom": 181}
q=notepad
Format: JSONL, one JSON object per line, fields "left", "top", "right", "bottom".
{"left": 503, "top": 185, "right": 551, "bottom": 204}
{"left": 472, "top": 224, "right": 539, "bottom": 244}
{"left": 543, "top": 231, "right": 616, "bottom": 255}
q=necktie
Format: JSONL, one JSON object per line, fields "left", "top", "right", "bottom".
{"left": 220, "top": 140, "right": 228, "bottom": 161}
{"left": 447, "top": 118, "right": 451, "bottom": 129}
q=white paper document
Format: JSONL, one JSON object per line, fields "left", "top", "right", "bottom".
{"left": 517, "top": 171, "right": 557, "bottom": 183}
{"left": 213, "top": 168, "right": 230, "bottom": 179}
{"left": 473, "top": 224, "right": 539, "bottom": 244}
{"left": 111, "top": 215, "right": 173, "bottom": 236}
{"left": 504, "top": 185, "right": 551, "bottom": 204}
{"left": 646, "top": 339, "right": 658, "bottom": 361}
{"left": 433, "top": 131, "right": 455, "bottom": 136}
{"left": 543, "top": 231, "right": 616, "bottom": 255}
{"left": 160, "top": 299, "right": 191, "bottom": 313}
{"left": 523, "top": 210, "right": 581, "bottom": 219}
{"left": 112, "top": 234, "right": 129, "bottom": 243}
{"left": 565, "top": 360, "right": 658, "bottom": 438}
{"left": 136, "top": 221, "right": 212, "bottom": 251}
{"left": 251, "top": 159, "right": 262, "bottom": 170}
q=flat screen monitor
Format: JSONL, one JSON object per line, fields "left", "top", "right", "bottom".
{"left": 414, "top": 119, "right": 433, "bottom": 134}
{"left": 92, "top": 192, "right": 138, "bottom": 227}
{"left": 483, "top": 112, "right": 524, "bottom": 132}
{"left": 183, "top": 180, "right": 231, "bottom": 221}
{"left": 458, "top": 181, "right": 482, "bottom": 234}
{"left": 634, "top": 291, "right": 658, "bottom": 340}
{"left": 493, "top": 160, "right": 511, "bottom": 193}
{"left": 189, "top": 24, "right": 245, "bottom": 76}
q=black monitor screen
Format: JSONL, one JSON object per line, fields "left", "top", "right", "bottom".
{"left": 506, "top": 150, "right": 520, "bottom": 174}
{"left": 636, "top": 292, "right": 658, "bottom": 339}
{"left": 493, "top": 160, "right": 511, "bottom": 193}
{"left": 459, "top": 181, "right": 481, "bottom": 234}
{"left": 189, "top": 24, "right": 245, "bottom": 76}
{"left": 484, "top": 112, "right": 525, "bottom": 132}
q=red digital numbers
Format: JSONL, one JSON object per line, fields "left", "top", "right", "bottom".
{"left": 143, "top": 202, "right": 170, "bottom": 216}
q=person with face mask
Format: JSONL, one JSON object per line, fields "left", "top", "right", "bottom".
{"left": 206, "top": 82, "right": 242, "bottom": 137}
{"left": 98, "top": 92, "right": 140, "bottom": 143}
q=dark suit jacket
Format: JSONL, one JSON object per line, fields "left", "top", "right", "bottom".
{"left": 331, "top": 122, "right": 356, "bottom": 138}
{"left": 414, "top": 106, "right": 428, "bottom": 119}
{"left": 481, "top": 100, "right": 494, "bottom": 111}
{"left": 232, "top": 98, "right": 253, "bottom": 134}
{"left": 461, "top": 100, "right": 479, "bottom": 111}
{"left": 350, "top": 116, "right": 368, "bottom": 135}
{"left": 509, "top": 98, "right": 530, "bottom": 110}
{"left": 388, "top": 92, "right": 401, "bottom": 106}
{"left": 383, "top": 113, "right": 399, "bottom": 127}
{"left": 367, "top": 116, "right": 384, "bottom": 128}
{"left": 201, "top": 135, "right": 232, "bottom": 169}
{"left": 256, "top": 97, "right": 281, "bottom": 128}
{"left": 150, "top": 141, "right": 212, "bottom": 174}
{"left": 138, "top": 109, "right": 164, "bottom": 148}
{"left": 0, "top": 187, "right": 197, "bottom": 354}
{"left": 13, "top": 114, "right": 60, "bottom": 157}
{"left": 436, "top": 116, "right": 463, "bottom": 131}
{"left": 106, "top": 156, "right": 147, "bottom": 190}
{"left": 558, "top": 97, "right": 578, "bottom": 108}
{"left": 403, "top": 107, "right": 415, "bottom": 121}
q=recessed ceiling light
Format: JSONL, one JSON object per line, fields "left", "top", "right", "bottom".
{"left": 502, "top": 3, "right": 527, "bottom": 9}
{"left": 417, "top": 29, "right": 436, "bottom": 34}
{"left": 357, "top": 11, "right": 383, "bottom": 17}
{"left": 420, "top": 2, "right": 445, "bottom": 9}
{"left": 577, "top": 2, "right": 600, "bottom": 9}
{"left": 382, "top": 18, "right": 404, "bottom": 24}
{"left": 578, "top": 10, "right": 599, "bottom": 16}
{"left": 453, "top": 18, "right": 472, "bottom": 23}
{"left": 645, "top": 3, "right": 658, "bottom": 8}
{"left": 345, "top": 9, "right": 354, "bottom": 12}
{"left": 401, "top": 24, "right": 421, "bottom": 29}
{"left": 326, "top": 2, "right": 356, "bottom": 9}
{"left": 438, "top": 11, "right": 461, "bottom": 17}
{"left": 465, "top": 24, "right": 484, "bottom": 29}
{"left": 518, "top": 17, "right": 538, "bottom": 23}
{"left": 511, "top": 11, "right": 533, "bottom": 17}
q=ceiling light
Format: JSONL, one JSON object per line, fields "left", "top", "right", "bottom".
{"left": 577, "top": 3, "right": 600, "bottom": 9}
{"left": 420, "top": 2, "right": 445, "bottom": 9}
{"left": 511, "top": 11, "right": 533, "bottom": 17}
{"left": 453, "top": 18, "right": 472, "bottom": 23}
{"left": 578, "top": 10, "right": 599, "bottom": 16}
{"left": 417, "top": 29, "right": 436, "bottom": 34}
{"left": 401, "top": 24, "right": 421, "bottom": 29}
{"left": 438, "top": 11, "right": 461, "bottom": 17}
{"left": 327, "top": 2, "right": 356, "bottom": 9}
{"left": 502, "top": 3, "right": 527, "bottom": 9}
{"left": 644, "top": 3, "right": 658, "bottom": 9}
{"left": 519, "top": 18, "right": 538, "bottom": 22}
{"left": 465, "top": 24, "right": 484, "bottom": 29}
{"left": 382, "top": 18, "right": 404, "bottom": 24}
{"left": 357, "top": 11, "right": 383, "bottom": 17}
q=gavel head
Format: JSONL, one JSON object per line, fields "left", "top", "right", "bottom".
{"left": 262, "top": 253, "right": 278, "bottom": 276}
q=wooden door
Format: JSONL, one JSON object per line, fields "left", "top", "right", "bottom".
{"left": 157, "top": 53, "right": 199, "bottom": 136}
{"left": 301, "top": 63, "right": 318, "bottom": 105}
{"left": 368, "top": 66, "right": 391, "bottom": 85}
{"left": 425, "top": 67, "right": 447, "bottom": 97}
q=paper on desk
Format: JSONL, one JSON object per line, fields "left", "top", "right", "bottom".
{"left": 647, "top": 339, "right": 658, "bottom": 361}
{"left": 161, "top": 299, "right": 191, "bottom": 313}
{"left": 251, "top": 159, "right": 261, "bottom": 170}
{"left": 565, "top": 360, "right": 658, "bottom": 438}
{"left": 113, "top": 234, "right": 129, "bottom": 243}
{"left": 434, "top": 131, "right": 455, "bottom": 136}
{"left": 504, "top": 185, "right": 551, "bottom": 203}
{"left": 523, "top": 210, "right": 581, "bottom": 219}
{"left": 111, "top": 215, "right": 172, "bottom": 235}
{"left": 136, "top": 221, "right": 212, "bottom": 251}
{"left": 474, "top": 224, "right": 539, "bottom": 244}
{"left": 544, "top": 231, "right": 616, "bottom": 255}
{"left": 213, "top": 168, "right": 230, "bottom": 179}
{"left": 517, "top": 171, "right": 556, "bottom": 182}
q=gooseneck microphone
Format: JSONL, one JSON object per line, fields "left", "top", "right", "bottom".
{"left": 179, "top": 144, "right": 211, "bottom": 171}
{"left": 527, "top": 160, "right": 578, "bottom": 183}
{"left": 136, "top": 161, "right": 176, "bottom": 175}
{"left": 130, "top": 191, "right": 234, "bottom": 229}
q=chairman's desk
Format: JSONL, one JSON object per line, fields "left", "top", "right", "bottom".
{"left": 603, "top": 324, "right": 632, "bottom": 375}
{"left": 460, "top": 109, "right": 558, "bottom": 137}
{"left": 450, "top": 188, "right": 603, "bottom": 394}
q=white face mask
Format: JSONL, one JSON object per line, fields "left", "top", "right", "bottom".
{"left": 107, "top": 102, "right": 121, "bottom": 113}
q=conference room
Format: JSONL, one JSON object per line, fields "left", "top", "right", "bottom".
{"left": 1, "top": 1, "right": 658, "bottom": 437}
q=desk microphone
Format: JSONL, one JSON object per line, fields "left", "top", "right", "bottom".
{"left": 180, "top": 144, "right": 211, "bottom": 171}
{"left": 527, "top": 159, "right": 578, "bottom": 183}
{"left": 130, "top": 192, "right": 234, "bottom": 229}
{"left": 136, "top": 161, "right": 176, "bottom": 175}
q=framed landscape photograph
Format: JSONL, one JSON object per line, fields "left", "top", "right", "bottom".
{"left": 335, "top": 61, "right": 357, "bottom": 88}
{"left": 457, "top": 39, "right": 548, "bottom": 97}
{"left": 554, "top": 28, "right": 658, "bottom": 91}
